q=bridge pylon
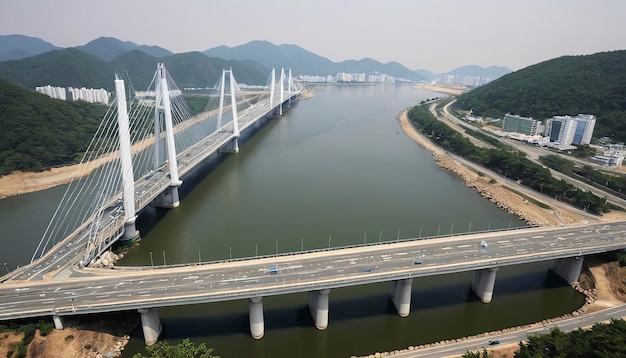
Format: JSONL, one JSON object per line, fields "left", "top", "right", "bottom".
{"left": 287, "top": 68, "right": 292, "bottom": 108}
{"left": 217, "top": 68, "right": 241, "bottom": 153}
{"left": 279, "top": 68, "right": 285, "bottom": 115}
{"left": 153, "top": 63, "right": 182, "bottom": 208}
{"left": 269, "top": 68, "right": 275, "bottom": 114}
{"left": 114, "top": 76, "right": 138, "bottom": 240}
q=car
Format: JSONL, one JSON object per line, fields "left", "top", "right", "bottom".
{"left": 488, "top": 340, "right": 500, "bottom": 346}
{"left": 365, "top": 267, "right": 371, "bottom": 272}
{"left": 266, "top": 267, "right": 278, "bottom": 275}
{"left": 414, "top": 259, "right": 423, "bottom": 265}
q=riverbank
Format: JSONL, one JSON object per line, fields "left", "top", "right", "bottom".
{"left": 396, "top": 108, "right": 592, "bottom": 226}
{"left": 0, "top": 88, "right": 316, "bottom": 201}
{"left": 413, "top": 83, "right": 467, "bottom": 96}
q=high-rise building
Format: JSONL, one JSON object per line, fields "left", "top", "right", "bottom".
{"left": 501, "top": 114, "right": 540, "bottom": 135}
{"left": 544, "top": 114, "right": 596, "bottom": 146}
{"left": 36, "top": 85, "right": 66, "bottom": 100}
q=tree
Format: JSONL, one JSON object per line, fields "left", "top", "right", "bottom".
{"left": 132, "top": 338, "right": 219, "bottom": 358}
{"left": 462, "top": 348, "right": 491, "bottom": 357}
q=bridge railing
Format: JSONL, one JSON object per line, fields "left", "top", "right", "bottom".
{"left": 106, "top": 223, "right": 536, "bottom": 271}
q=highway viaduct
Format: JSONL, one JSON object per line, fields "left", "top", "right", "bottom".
{"left": 1, "top": 220, "right": 625, "bottom": 345}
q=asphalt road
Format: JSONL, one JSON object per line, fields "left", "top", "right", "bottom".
{"left": 394, "top": 304, "right": 626, "bottom": 357}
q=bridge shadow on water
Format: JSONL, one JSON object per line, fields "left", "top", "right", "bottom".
{"left": 137, "top": 264, "right": 577, "bottom": 342}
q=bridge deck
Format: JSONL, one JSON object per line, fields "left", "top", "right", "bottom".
{"left": 1, "top": 221, "right": 625, "bottom": 321}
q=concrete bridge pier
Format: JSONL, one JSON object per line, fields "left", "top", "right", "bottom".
{"left": 52, "top": 312, "right": 63, "bottom": 330}
{"left": 223, "top": 137, "right": 240, "bottom": 153}
{"left": 269, "top": 106, "right": 281, "bottom": 118}
{"left": 309, "top": 289, "right": 330, "bottom": 330}
{"left": 389, "top": 278, "right": 413, "bottom": 317}
{"left": 138, "top": 308, "right": 162, "bottom": 346}
{"left": 550, "top": 256, "right": 584, "bottom": 283}
{"left": 122, "top": 219, "right": 138, "bottom": 240}
{"left": 471, "top": 267, "right": 498, "bottom": 303}
{"left": 249, "top": 297, "right": 264, "bottom": 339}
{"left": 154, "top": 185, "right": 181, "bottom": 208}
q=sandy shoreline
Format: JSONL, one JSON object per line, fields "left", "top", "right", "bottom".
{"left": 413, "top": 83, "right": 467, "bottom": 96}
{"left": 395, "top": 107, "right": 606, "bottom": 226}
{"left": 0, "top": 90, "right": 317, "bottom": 200}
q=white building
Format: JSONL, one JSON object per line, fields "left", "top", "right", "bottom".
{"left": 36, "top": 85, "right": 66, "bottom": 100}
{"left": 68, "top": 87, "right": 110, "bottom": 104}
{"left": 544, "top": 114, "right": 596, "bottom": 147}
{"left": 36, "top": 85, "right": 110, "bottom": 104}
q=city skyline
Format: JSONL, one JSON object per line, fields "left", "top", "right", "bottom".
{"left": 1, "top": 1, "right": 625, "bottom": 74}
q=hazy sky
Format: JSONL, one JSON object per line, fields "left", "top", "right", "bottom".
{"left": 2, "top": 0, "right": 625, "bottom": 73}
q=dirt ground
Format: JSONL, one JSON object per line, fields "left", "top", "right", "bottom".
{"left": 0, "top": 312, "right": 138, "bottom": 358}
{"left": 0, "top": 332, "right": 24, "bottom": 358}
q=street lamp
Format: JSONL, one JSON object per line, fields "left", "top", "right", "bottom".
{"left": 149, "top": 252, "right": 153, "bottom": 267}
{"left": 3, "top": 262, "right": 8, "bottom": 275}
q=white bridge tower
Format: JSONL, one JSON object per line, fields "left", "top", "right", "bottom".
{"left": 154, "top": 63, "right": 182, "bottom": 208}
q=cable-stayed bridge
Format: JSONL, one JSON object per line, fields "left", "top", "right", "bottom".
{"left": 13, "top": 64, "right": 301, "bottom": 281}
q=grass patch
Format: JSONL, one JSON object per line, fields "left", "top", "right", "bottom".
{"left": 607, "top": 202, "right": 626, "bottom": 212}
{"left": 503, "top": 185, "right": 552, "bottom": 209}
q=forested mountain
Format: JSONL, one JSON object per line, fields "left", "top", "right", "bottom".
{"left": 109, "top": 50, "right": 269, "bottom": 90}
{"left": 0, "top": 49, "right": 270, "bottom": 92}
{"left": 0, "top": 48, "right": 115, "bottom": 90}
{"left": 453, "top": 50, "right": 626, "bottom": 140}
{"left": 157, "top": 52, "right": 268, "bottom": 88}
{"left": 0, "top": 34, "right": 60, "bottom": 61}
{"left": 0, "top": 79, "right": 105, "bottom": 175}
{"left": 77, "top": 36, "right": 173, "bottom": 60}
{"left": 0, "top": 48, "right": 269, "bottom": 175}
{"left": 204, "top": 40, "right": 424, "bottom": 81}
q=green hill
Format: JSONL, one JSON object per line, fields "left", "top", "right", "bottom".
{"left": 453, "top": 50, "right": 626, "bottom": 141}
{"left": 0, "top": 78, "right": 104, "bottom": 175}
{"left": 0, "top": 48, "right": 270, "bottom": 92}
{"left": 0, "top": 48, "right": 115, "bottom": 91}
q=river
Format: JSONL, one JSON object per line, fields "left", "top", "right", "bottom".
{"left": 0, "top": 84, "right": 584, "bottom": 357}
